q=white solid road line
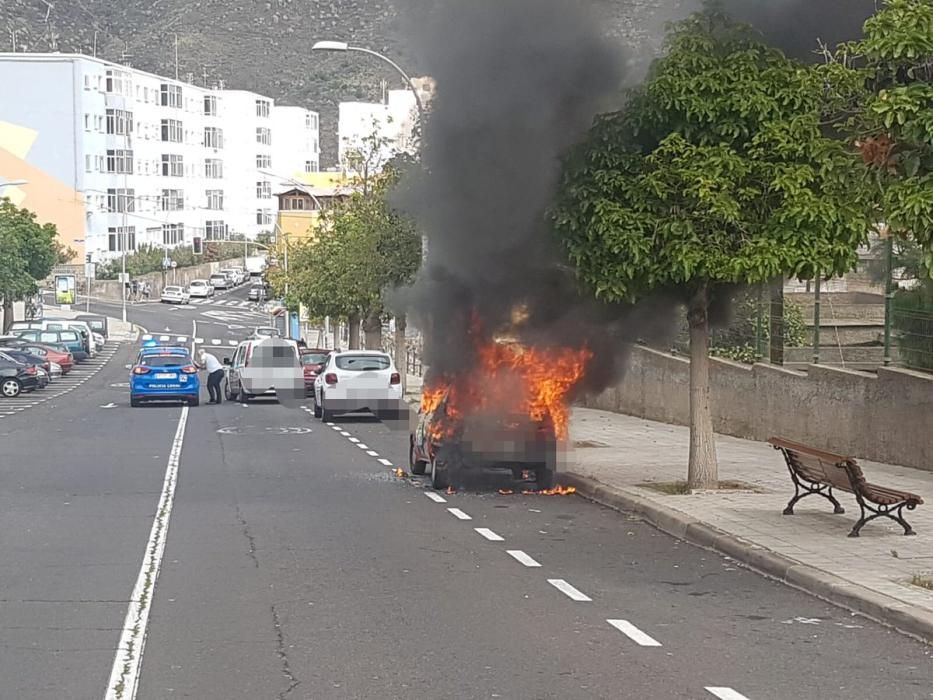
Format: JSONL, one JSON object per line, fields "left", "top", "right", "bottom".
{"left": 607, "top": 619, "right": 663, "bottom": 647}
{"left": 424, "top": 491, "right": 446, "bottom": 503}
{"left": 547, "top": 579, "right": 592, "bottom": 602}
{"left": 706, "top": 687, "right": 748, "bottom": 700}
{"left": 475, "top": 527, "right": 504, "bottom": 542}
{"left": 105, "top": 406, "right": 189, "bottom": 700}
{"left": 506, "top": 550, "right": 541, "bottom": 567}
{"left": 378, "top": 458, "right": 393, "bottom": 466}
{"left": 705, "top": 689, "right": 750, "bottom": 700}
{"left": 447, "top": 507, "right": 472, "bottom": 521}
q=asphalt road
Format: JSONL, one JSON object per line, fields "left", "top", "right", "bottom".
{"left": 2, "top": 296, "right": 931, "bottom": 699}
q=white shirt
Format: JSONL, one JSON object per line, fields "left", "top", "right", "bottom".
{"left": 200, "top": 352, "right": 223, "bottom": 373}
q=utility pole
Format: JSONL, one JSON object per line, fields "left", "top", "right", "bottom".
{"left": 174, "top": 35, "right": 179, "bottom": 79}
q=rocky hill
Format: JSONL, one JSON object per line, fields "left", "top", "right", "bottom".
{"left": 1, "top": 0, "right": 871, "bottom": 164}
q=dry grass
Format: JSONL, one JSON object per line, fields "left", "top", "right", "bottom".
{"left": 909, "top": 574, "right": 933, "bottom": 591}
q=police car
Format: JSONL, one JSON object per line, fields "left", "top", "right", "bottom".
{"left": 130, "top": 335, "right": 200, "bottom": 407}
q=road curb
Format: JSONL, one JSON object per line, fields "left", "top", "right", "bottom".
{"left": 562, "top": 471, "right": 933, "bottom": 645}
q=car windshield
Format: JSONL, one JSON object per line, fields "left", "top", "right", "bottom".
{"left": 300, "top": 353, "right": 329, "bottom": 366}
{"left": 140, "top": 354, "right": 190, "bottom": 367}
{"left": 335, "top": 354, "right": 391, "bottom": 371}
{"left": 190, "top": 281, "right": 205, "bottom": 287}
{"left": 164, "top": 287, "right": 182, "bottom": 293}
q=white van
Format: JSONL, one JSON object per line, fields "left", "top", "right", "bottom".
{"left": 222, "top": 336, "right": 302, "bottom": 403}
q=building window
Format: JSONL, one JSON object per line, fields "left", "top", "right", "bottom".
{"left": 105, "top": 69, "right": 132, "bottom": 96}
{"left": 106, "top": 188, "right": 136, "bottom": 213}
{"left": 204, "top": 127, "right": 224, "bottom": 149}
{"left": 304, "top": 160, "right": 316, "bottom": 173}
{"left": 84, "top": 114, "right": 90, "bottom": 131}
{"left": 83, "top": 75, "right": 91, "bottom": 90}
{"left": 205, "top": 220, "right": 226, "bottom": 240}
{"left": 204, "top": 95, "right": 218, "bottom": 116}
{"left": 160, "top": 119, "right": 183, "bottom": 143}
{"left": 105, "top": 149, "right": 134, "bottom": 174}
{"left": 161, "top": 154, "right": 184, "bottom": 177}
{"left": 162, "top": 223, "right": 185, "bottom": 246}
{"left": 106, "top": 109, "right": 133, "bottom": 136}
{"left": 255, "top": 154, "right": 272, "bottom": 169}
{"left": 256, "top": 181, "right": 272, "bottom": 199}
{"left": 256, "top": 127, "right": 271, "bottom": 146}
{"left": 107, "top": 226, "right": 136, "bottom": 252}
{"left": 206, "top": 190, "right": 224, "bottom": 210}
{"left": 204, "top": 158, "right": 224, "bottom": 179}
{"left": 283, "top": 196, "right": 309, "bottom": 211}
{"left": 160, "top": 189, "right": 184, "bottom": 211}
{"left": 159, "top": 83, "right": 183, "bottom": 108}
{"left": 255, "top": 99, "right": 271, "bottom": 118}
{"left": 95, "top": 115, "right": 104, "bottom": 131}
{"left": 85, "top": 155, "right": 92, "bottom": 172}
{"left": 305, "top": 113, "right": 318, "bottom": 129}
{"left": 255, "top": 209, "right": 272, "bottom": 226}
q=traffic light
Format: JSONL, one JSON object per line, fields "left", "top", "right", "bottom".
{"left": 85, "top": 253, "right": 92, "bottom": 264}
{"left": 192, "top": 236, "right": 203, "bottom": 255}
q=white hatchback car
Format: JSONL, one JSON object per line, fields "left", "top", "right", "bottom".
{"left": 187, "top": 280, "right": 214, "bottom": 298}
{"left": 313, "top": 350, "right": 402, "bottom": 422}
{"left": 160, "top": 285, "right": 190, "bottom": 304}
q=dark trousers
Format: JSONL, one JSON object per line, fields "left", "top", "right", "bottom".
{"left": 207, "top": 369, "right": 224, "bottom": 403}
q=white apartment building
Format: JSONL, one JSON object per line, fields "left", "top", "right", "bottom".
{"left": 338, "top": 89, "right": 418, "bottom": 174}
{"left": 273, "top": 106, "right": 320, "bottom": 178}
{"left": 0, "top": 53, "right": 320, "bottom": 261}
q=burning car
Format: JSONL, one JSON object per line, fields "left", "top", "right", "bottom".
{"left": 409, "top": 334, "right": 589, "bottom": 490}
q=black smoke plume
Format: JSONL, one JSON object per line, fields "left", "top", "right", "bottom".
{"left": 392, "top": 0, "right": 679, "bottom": 395}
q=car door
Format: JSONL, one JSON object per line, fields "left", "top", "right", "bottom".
{"left": 229, "top": 344, "right": 245, "bottom": 393}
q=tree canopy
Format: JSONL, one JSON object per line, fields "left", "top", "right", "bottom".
{"left": 0, "top": 199, "right": 61, "bottom": 313}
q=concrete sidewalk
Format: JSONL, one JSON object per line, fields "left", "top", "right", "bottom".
{"left": 45, "top": 305, "right": 139, "bottom": 342}
{"left": 564, "top": 408, "right": 933, "bottom": 642}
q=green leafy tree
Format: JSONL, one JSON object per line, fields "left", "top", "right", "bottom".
{"left": 0, "top": 199, "right": 60, "bottom": 332}
{"left": 553, "top": 9, "right": 872, "bottom": 488}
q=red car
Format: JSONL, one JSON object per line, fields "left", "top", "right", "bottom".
{"left": 299, "top": 349, "right": 330, "bottom": 397}
{"left": 22, "top": 343, "right": 75, "bottom": 375}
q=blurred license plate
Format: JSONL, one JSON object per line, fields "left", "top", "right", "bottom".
{"left": 155, "top": 373, "right": 176, "bottom": 379}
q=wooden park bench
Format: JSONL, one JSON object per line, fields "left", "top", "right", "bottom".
{"left": 769, "top": 437, "right": 924, "bottom": 538}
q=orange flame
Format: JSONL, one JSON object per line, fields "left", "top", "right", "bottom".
{"left": 419, "top": 314, "right": 591, "bottom": 441}
{"left": 522, "top": 485, "right": 577, "bottom": 496}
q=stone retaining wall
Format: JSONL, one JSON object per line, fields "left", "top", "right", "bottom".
{"left": 584, "top": 345, "right": 933, "bottom": 472}
{"left": 88, "top": 258, "right": 244, "bottom": 301}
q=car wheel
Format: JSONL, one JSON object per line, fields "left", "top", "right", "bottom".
{"left": 238, "top": 385, "right": 249, "bottom": 403}
{"left": 535, "top": 467, "right": 555, "bottom": 490}
{"left": 224, "top": 380, "right": 232, "bottom": 401}
{"left": 188, "top": 396, "right": 199, "bottom": 407}
{"left": 130, "top": 396, "right": 141, "bottom": 408}
{"left": 319, "top": 396, "right": 333, "bottom": 422}
{"left": 313, "top": 395, "right": 323, "bottom": 418}
{"left": 1, "top": 378, "right": 22, "bottom": 398}
{"left": 430, "top": 454, "right": 450, "bottom": 490}
{"left": 410, "top": 438, "right": 428, "bottom": 475}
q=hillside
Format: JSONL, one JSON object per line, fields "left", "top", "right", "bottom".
{"left": 1, "top": 0, "right": 872, "bottom": 164}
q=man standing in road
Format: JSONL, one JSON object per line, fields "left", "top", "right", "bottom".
{"left": 197, "top": 348, "right": 225, "bottom": 404}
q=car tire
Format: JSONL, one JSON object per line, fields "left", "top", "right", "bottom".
{"left": 319, "top": 395, "right": 333, "bottom": 422}
{"left": 130, "top": 396, "right": 141, "bottom": 407}
{"left": 410, "top": 438, "right": 428, "bottom": 475}
{"left": 313, "top": 396, "right": 323, "bottom": 418}
{"left": 224, "top": 380, "right": 233, "bottom": 401}
{"left": 430, "top": 454, "right": 450, "bottom": 490}
{"left": 1, "top": 378, "right": 22, "bottom": 398}
{"left": 535, "top": 467, "right": 555, "bottom": 490}
{"left": 238, "top": 385, "right": 249, "bottom": 404}
{"left": 188, "top": 396, "right": 199, "bottom": 407}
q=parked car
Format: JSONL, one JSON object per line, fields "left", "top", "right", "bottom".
{"left": 223, "top": 336, "right": 302, "bottom": 403}
{"left": 92, "top": 332, "right": 106, "bottom": 352}
{"left": 220, "top": 268, "right": 243, "bottom": 286}
{"left": 313, "top": 350, "right": 402, "bottom": 422}
{"left": 76, "top": 314, "right": 108, "bottom": 339}
{"left": 209, "top": 273, "right": 230, "bottom": 290}
{"left": 48, "top": 361, "right": 63, "bottom": 379}
{"left": 188, "top": 280, "right": 214, "bottom": 298}
{"left": 1, "top": 340, "right": 74, "bottom": 374}
{"left": 160, "top": 285, "right": 191, "bottom": 304}
{"left": 130, "top": 346, "right": 201, "bottom": 407}
{"left": 1, "top": 348, "right": 52, "bottom": 378}
{"left": 12, "top": 329, "right": 87, "bottom": 361}
{"left": 299, "top": 349, "right": 330, "bottom": 397}
{"left": 247, "top": 282, "right": 267, "bottom": 302}
{"left": 409, "top": 385, "right": 558, "bottom": 490}
{"left": 39, "top": 320, "right": 95, "bottom": 356}
{"left": 249, "top": 326, "right": 280, "bottom": 339}
{"left": 0, "top": 353, "right": 40, "bottom": 397}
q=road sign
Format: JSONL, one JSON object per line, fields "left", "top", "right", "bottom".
{"left": 84, "top": 262, "right": 96, "bottom": 280}
{"left": 170, "top": 261, "right": 177, "bottom": 269}
{"left": 118, "top": 272, "right": 130, "bottom": 283}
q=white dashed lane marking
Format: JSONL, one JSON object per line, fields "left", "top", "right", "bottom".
{"left": 475, "top": 528, "right": 504, "bottom": 542}
{"left": 705, "top": 689, "right": 750, "bottom": 700}
{"left": 378, "top": 458, "right": 393, "bottom": 466}
{"left": 366, "top": 450, "right": 379, "bottom": 457}
{"left": 547, "top": 579, "right": 592, "bottom": 602}
{"left": 447, "top": 508, "right": 472, "bottom": 521}
{"left": 506, "top": 550, "right": 541, "bottom": 568}
{"left": 356, "top": 443, "right": 369, "bottom": 450}
{"left": 606, "top": 619, "right": 662, "bottom": 647}
{"left": 424, "top": 491, "right": 446, "bottom": 504}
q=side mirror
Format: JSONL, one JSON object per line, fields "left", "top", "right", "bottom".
{"left": 125, "top": 363, "right": 132, "bottom": 370}
{"left": 223, "top": 357, "right": 231, "bottom": 365}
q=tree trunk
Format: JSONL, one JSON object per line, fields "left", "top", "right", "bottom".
{"left": 362, "top": 311, "right": 382, "bottom": 351}
{"left": 1, "top": 298, "right": 11, "bottom": 334}
{"left": 395, "top": 314, "right": 408, "bottom": 393}
{"left": 687, "top": 285, "right": 719, "bottom": 490}
{"left": 333, "top": 323, "right": 340, "bottom": 351}
{"left": 348, "top": 313, "right": 361, "bottom": 350}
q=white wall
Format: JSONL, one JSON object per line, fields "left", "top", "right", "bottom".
{"left": 337, "top": 89, "right": 417, "bottom": 174}
{"left": 272, "top": 106, "right": 320, "bottom": 179}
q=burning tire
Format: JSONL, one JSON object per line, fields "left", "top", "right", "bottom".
{"left": 410, "top": 438, "right": 428, "bottom": 475}
{"left": 535, "top": 467, "right": 555, "bottom": 490}
{"left": 430, "top": 447, "right": 460, "bottom": 490}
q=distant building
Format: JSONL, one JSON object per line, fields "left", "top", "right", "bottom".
{"left": 274, "top": 171, "right": 354, "bottom": 243}
{"left": 0, "top": 53, "right": 320, "bottom": 262}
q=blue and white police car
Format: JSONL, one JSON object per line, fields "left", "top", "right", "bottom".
{"left": 130, "top": 336, "right": 200, "bottom": 407}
